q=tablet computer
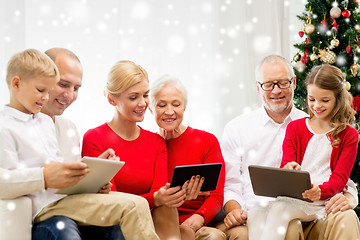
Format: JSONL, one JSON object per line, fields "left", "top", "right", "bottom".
{"left": 248, "top": 165, "right": 312, "bottom": 202}
{"left": 170, "top": 163, "right": 222, "bottom": 191}
{"left": 56, "top": 157, "right": 125, "bottom": 195}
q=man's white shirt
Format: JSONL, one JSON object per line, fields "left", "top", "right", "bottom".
{"left": 221, "top": 105, "right": 358, "bottom": 211}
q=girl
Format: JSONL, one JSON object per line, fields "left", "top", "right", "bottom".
{"left": 82, "top": 60, "right": 193, "bottom": 240}
{"left": 248, "top": 64, "right": 359, "bottom": 240}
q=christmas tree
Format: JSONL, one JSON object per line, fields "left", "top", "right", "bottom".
{"left": 293, "top": 0, "right": 360, "bottom": 216}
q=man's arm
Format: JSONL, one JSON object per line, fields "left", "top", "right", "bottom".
{"left": 325, "top": 179, "right": 358, "bottom": 213}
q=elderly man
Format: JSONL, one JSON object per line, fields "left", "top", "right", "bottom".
{"left": 14, "top": 47, "right": 158, "bottom": 240}
{"left": 218, "top": 55, "right": 360, "bottom": 239}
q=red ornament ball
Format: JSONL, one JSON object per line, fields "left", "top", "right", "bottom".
{"left": 342, "top": 9, "right": 351, "bottom": 18}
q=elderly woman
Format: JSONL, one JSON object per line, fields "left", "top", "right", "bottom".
{"left": 150, "top": 76, "right": 226, "bottom": 240}
{"left": 82, "top": 61, "right": 190, "bottom": 240}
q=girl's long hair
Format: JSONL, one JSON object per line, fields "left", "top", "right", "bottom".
{"left": 305, "top": 64, "right": 356, "bottom": 145}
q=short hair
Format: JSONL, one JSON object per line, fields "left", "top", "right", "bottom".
{"left": 255, "top": 55, "right": 295, "bottom": 82}
{"left": 305, "top": 64, "right": 356, "bottom": 145}
{"left": 105, "top": 60, "right": 148, "bottom": 96}
{"left": 6, "top": 49, "right": 59, "bottom": 88}
{"left": 149, "top": 75, "right": 187, "bottom": 110}
{"left": 45, "top": 47, "right": 81, "bottom": 63}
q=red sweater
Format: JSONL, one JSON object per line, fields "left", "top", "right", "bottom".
{"left": 281, "top": 117, "right": 358, "bottom": 200}
{"left": 81, "top": 123, "right": 167, "bottom": 208}
{"left": 167, "top": 127, "right": 225, "bottom": 225}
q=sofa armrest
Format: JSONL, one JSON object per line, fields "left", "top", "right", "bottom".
{"left": 0, "top": 196, "right": 32, "bottom": 240}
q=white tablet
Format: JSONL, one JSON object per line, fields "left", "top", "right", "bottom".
{"left": 56, "top": 157, "right": 125, "bottom": 195}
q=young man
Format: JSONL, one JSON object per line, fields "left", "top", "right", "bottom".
{"left": 218, "top": 55, "right": 360, "bottom": 239}
{"left": 0, "top": 49, "right": 159, "bottom": 240}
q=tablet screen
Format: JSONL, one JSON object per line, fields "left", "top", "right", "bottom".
{"left": 170, "top": 163, "right": 222, "bottom": 191}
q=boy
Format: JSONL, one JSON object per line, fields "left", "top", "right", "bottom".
{"left": 0, "top": 49, "right": 159, "bottom": 240}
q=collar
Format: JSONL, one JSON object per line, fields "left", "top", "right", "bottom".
{"left": 3, "top": 105, "right": 40, "bottom": 122}
{"left": 260, "top": 105, "right": 298, "bottom": 126}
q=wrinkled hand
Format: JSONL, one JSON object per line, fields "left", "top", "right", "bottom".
{"left": 325, "top": 193, "right": 354, "bottom": 213}
{"left": 98, "top": 182, "right": 112, "bottom": 194}
{"left": 224, "top": 208, "right": 247, "bottom": 229}
{"left": 183, "top": 175, "right": 209, "bottom": 200}
{"left": 283, "top": 161, "right": 301, "bottom": 170}
{"left": 181, "top": 214, "right": 204, "bottom": 232}
{"left": 98, "top": 148, "right": 120, "bottom": 161}
{"left": 302, "top": 184, "right": 321, "bottom": 201}
{"left": 43, "top": 161, "right": 89, "bottom": 189}
{"left": 154, "top": 183, "right": 187, "bottom": 208}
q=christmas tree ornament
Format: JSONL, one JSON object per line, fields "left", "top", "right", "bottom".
{"left": 330, "top": 17, "right": 339, "bottom": 30}
{"left": 305, "top": 23, "right": 315, "bottom": 34}
{"left": 304, "top": 38, "right": 312, "bottom": 44}
{"left": 299, "top": 31, "right": 304, "bottom": 37}
{"left": 293, "top": 53, "right": 301, "bottom": 61}
{"left": 350, "top": 63, "right": 360, "bottom": 76}
{"left": 330, "top": 6, "right": 342, "bottom": 18}
{"left": 342, "top": 9, "right": 351, "bottom": 17}
{"left": 319, "top": 48, "right": 337, "bottom": 64}
{"left": 301, "top": 49, "right": 308, "bottom": 63}
{"left": 295, "top": 61, "right": 306, "bottom": 72}
{"left": 345, "top": 81, "right": 351, "bottom": 91}
{"left": 310, "top": 53, "right": 319, "bottom": 61}
{"left": 347, "top": 45, "right": 351, "bottom": 53}
{"left": 330, "top": 38, "right": 340, "bottom": 48}
{"left": 322, "top": 10, "right": 327, "bottom": 26}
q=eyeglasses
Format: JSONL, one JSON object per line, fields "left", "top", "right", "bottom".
{"left": 257, "top": 78, "right": 293, "bottom": 91}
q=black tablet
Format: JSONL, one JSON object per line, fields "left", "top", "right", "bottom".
{"left": 248, "top": 165, "right": 312, "bottom": 202}
{"left": 170, "top": 163, "right": 222, "bottom": 191}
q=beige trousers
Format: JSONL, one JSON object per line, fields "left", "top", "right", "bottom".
{"left": 35, "top": 192, "right": 159, "bottom": 240}
{"left": 216, "top": 210, "right": 360, "bottom": 240}
{"left": 195, "top": 226, "right": 227, "bottom": 240}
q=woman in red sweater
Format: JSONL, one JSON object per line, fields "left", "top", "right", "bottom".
{"left": 149, "top": 75, "right": 226, "bottom": 240}
{"left": 82, "top": 61, "right": 189, "bottom": 240}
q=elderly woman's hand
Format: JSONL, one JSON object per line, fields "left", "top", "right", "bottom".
{"left": 325, "top": 193, "right": 355, "bottom": 213}
{"left": 183, "top": 175, "right": 209, "bottom": 200}
{"left": 154, "top": 183, "right": 187, "bottom": 208}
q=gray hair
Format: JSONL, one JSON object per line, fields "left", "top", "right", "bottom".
{"left": 255, "top": 55, "right": 294, "bottom": 82}
{"left": 149, "top": 75, "right": 188, "bottom": 110}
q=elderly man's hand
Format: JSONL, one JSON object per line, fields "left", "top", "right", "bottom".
{"left": 224, "top": 208, "right": 247, "bottom": 229}
{"left": 325, "top": 193, "right": 355, "bottom": 213}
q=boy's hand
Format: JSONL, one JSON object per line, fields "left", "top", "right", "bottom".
{"left": 283, "top": 161, "right": 301, "bottom": 170}
{"left": 43, "top": 161, "right": 89, "bottom": 189}
{"left": 302, "top": 184, "right": 321, "bottom": 201}
{"left": 98, "top": 148, "right": 120, "bottom": 161}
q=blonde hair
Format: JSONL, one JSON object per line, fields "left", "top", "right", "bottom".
{"left": 105, "top": 60, "right": 148, "bottom": 96}
{"left": 149, "top": 75, "right": 187, "bottom": 110}
{"left": 6, "top": 49, "right": 59, "bottom": 88}
{"left": 305, "top": 64, "right": 356, "bottom": 145}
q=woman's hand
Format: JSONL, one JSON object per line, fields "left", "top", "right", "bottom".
{"left": 154, "top": 183, "right": 187, "bottom": 208}
{"left": 283, "top": 161, "right": 301, "bottom": 170}
{"left": 97, "top": 182, "right": 112, "bottom": 194}
{"left": 302, "top": 184, "right": 321, "bottom": 201}
{"left": 325, "top": 193, "right": 355, "bottom": 213}
{"left": 181, "top": 214, "right": 205, "bottom": 232}
{"left": 183, "top": 175, "right": 209, "bottom": 200}
{"left": 98, "top": 148, "right": 120, "bottom": 161}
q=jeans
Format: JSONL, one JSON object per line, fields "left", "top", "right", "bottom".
{"left": 32, "top": 216, "right": 125, "bottom": 240}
